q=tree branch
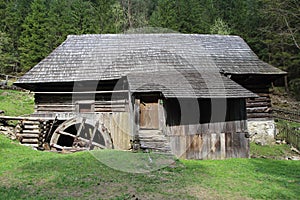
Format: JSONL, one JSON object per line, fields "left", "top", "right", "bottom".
{"left": 283, "top": 16, "right": 300, "bottom": 49}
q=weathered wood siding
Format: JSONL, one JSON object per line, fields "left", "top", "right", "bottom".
{"left": 97, "top": 112, "right": 131, "bottom": 150}
{"left": 34, "top": 93, "right": 127, "bottom": 114}
{"left": 140, "top": 102, "right": 159, "bottom": 129}
{"left": 164, "top": 98, "right": 249, "bottom": 159}
{"left": 166, "top": 121, "right": 249, "bottom": 159}
{"left": 34, "top": 93, "right": 131, "bottom": 150}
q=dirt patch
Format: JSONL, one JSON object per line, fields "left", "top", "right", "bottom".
{"left": 180, "top": 185, "right": 252, "bottom": 200}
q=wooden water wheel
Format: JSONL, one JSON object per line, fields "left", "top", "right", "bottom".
{"left": 50, "top": 116, "right": 113, "bottom": 151}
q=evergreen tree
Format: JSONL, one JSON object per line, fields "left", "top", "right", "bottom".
{"left": 259, "top": 0, "right": 300, "bottom": 96}
{"left": 210, "top": 18, "right": 232, "bottom": 35}
{"left": 70, "top": 0, "right": 98, "bottom": 34}
{"left": 149, "top": 0, "right": 214, "bottom": 33}
{"left": 47, "top": 0, "right": 77, "bottom": 49}
{"left": 0, "top": 31, "right": 17, "bottom": 73}
{"left": 18, "top": 0, "right": 51, "bottom": 71}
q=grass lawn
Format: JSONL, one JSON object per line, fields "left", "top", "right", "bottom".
{"left": 0, "top": 89, "right": 34, "bottom": 116}
{"left": 0, "top": 135, "right": 299, "bottom": 200}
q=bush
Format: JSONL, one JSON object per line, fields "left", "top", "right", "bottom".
{"left": 289, "top": 78, "right": 300, "bottom": 100}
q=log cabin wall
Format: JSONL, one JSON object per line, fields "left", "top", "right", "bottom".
{"left": 34, "top": 93, "right": 128, "bottom": 114}
{"left": 34, "top": 92, "right": 131, "bottom": 150}
{"left": 244, "top": 85, "right": 272, "bottom": 119}
{"left": 163, "top": 98, "right": 249, "bottom": 159}
{"left": 230, "top": 75, "right": 277, "bottom": 120}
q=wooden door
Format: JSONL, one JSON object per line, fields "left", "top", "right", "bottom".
{"left": 140, "top": 102, "right": 159, "bottom": 129}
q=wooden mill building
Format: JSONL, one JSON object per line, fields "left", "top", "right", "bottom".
{"left": 15, "top": 34, "right": 285, "bottom": 159}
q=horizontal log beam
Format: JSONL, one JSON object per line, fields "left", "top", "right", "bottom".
{"left": 246, "top": 102, "right": 271, "bottom": 107}
{"left": 17, "top": 134, "right": 39, "bottom": 138}
{"left": 247, "top": 113, "right": 271, "bottom": 118}
{"left": 0, "top": 116, "right": 54, "bottom": 121}
{"left": 21, "top": 138, "right": 39, "bottom": 143}
{"left": 36, "top": 104, "right": 75, "bottom": 107}
{"left": 34, "top": 90, "right": 128, "bottom": 94}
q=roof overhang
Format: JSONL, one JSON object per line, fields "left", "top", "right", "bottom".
{"left": 127, "top": 71, "right": 258, "bottom": 99}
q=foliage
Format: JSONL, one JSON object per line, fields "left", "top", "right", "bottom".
{"left": 0, "top": 89, "right": 34, "bottom": 116}
{"left": 289, "top": 78, "right": 300, "bottom": 100}
{"left": 18, "top": 0, "right": 51, "bottom": 71}
{"left": 210, "top": 18, "right": 232, "bottom": 35}
{"left": 0, "top": 31, "right": 17, "bottom": 73}
{"left": 0, "top": 135, "right": 299, "bottom": 199}
{"left": 0, "top": 0, "right": 299, "bottom": 97}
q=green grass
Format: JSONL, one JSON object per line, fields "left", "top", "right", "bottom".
{"left": 276, "top": 119, "right": 300, "bottom": 133}
{"left": 250, "top": 142, "right": 298, "bottom": 159}
{"left": 0, "top": 89, "right": 34, "bottom": 116}
{"left": 0, "top": 135, "right": 299, "bottom": 200}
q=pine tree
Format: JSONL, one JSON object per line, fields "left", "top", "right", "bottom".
{"left": 19, "top": 0, "right": 51, "bottom": 71}
{"left": 0, "top": 31, "right": 17, "bottom": 73}
{"left": 210, "top": 18, "right": 232, "bottom": 35}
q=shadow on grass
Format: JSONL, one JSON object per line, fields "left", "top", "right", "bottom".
{"left": 9, "top": 151, "right": 180, "bottom": 199}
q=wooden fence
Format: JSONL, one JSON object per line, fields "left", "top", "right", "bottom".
{"left": 272, "top": 107, "right": 300, "bottom": 123}
{"left": 275, "top": 123, "right": 300, "bottom": 150}
{"left": 273, "top": 107, "right": 300, "bottom": 150}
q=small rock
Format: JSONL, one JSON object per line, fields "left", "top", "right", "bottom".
{"left": 282, "top": 140, "right": 287, "bottom": 144}
{"left": 0, "top": 126, "right": 8, "bottom": 131}
{"left": 290, "top": 156, "right": 300, "bottom": 161}
{"left": 291, "top": 147, "right": 300, "bottom": 154}
{"left": 10, "top": 135, "right": 16, "bottom": 140}
{"left": 255, "top": 140, "right": 266, "bottom": 146}
{"left": 1, "top": 92, "right": 8, "bottom": 96}
{"left": 276, "top": 140, "right": 282, "bottom": 144}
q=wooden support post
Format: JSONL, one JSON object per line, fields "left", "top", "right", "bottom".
{"left": 128, "top": 89, "right": 135, "bottom": 140}
{"left": 76, "top": 117, "right": 86, "bottom": 137}
{"left": 89, "top": 121, "right": 99, "bottom": 148}
{"left": 284, "top": 75, "right": 289, "bottom": 93}
{"left": 134, "top": 99, "right": 140, "bottom": 136}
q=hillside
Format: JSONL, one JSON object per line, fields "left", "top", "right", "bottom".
{"left": 0, "top": 89, "right": 34, "bottom": 116}
{"left": 270, "top": 87, "right": 300, "bottom": 110}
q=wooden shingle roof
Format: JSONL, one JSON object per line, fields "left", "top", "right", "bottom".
{"left": 15, "top": 34, "right": 285, "bottom": 85}
{"left": 127, "top": 71, "right": 258, "bottom": 98}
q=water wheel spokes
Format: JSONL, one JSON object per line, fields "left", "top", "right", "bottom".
{"left": 50, "top": 116, "right": 112, "bottom": 151}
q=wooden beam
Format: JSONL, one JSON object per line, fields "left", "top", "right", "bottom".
{"left": 76, "top": 117, "right": 86, "bottom": 137}
{"left": 58, "top": 131, "right": 76, "bottom": 138}
{"left": 0, "top": 116, "right": 54, "bottom": 121}
{"left": 128, "top": 89, "right": 135, "bottom": 140}
{"left": 34, "top": 90, "right": 128, "bottom": 94}
{"left": 89, "top": 121, "right": 99, "bottom": 148}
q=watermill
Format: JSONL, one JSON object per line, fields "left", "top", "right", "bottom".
{"left": 50, "top": 116, "right": 113, "bottom": 151}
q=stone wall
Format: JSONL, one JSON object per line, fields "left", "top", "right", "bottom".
{"left": 247, "top": 119, "right": 276, "bottom": 145}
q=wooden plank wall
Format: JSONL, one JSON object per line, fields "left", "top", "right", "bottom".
{"left": 166, "top": 121, "right": 249, "bottom": 159}
{"left": 97, "top": 112, "right": 131, "bottom": 150}
{"left": 164, "top": 98, "right": 249, "bottom": 159}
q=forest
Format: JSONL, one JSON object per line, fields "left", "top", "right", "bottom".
{"left": 0, "top": 0, "right": 299, "bottom": 97}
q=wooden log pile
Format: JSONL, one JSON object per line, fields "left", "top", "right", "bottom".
{"left": 16, "top": 119, "right": 53, "bottom": 147}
